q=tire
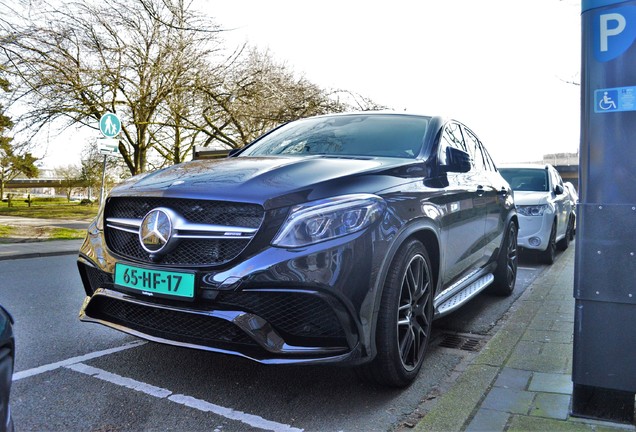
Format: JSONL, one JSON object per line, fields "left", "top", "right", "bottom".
{"left": 356, "top": 240, "right": 434, "bottom": 387}
{"left": 539, "top": 222, "right": 557, "bottom": 265}
{"left": 489, "top": 222, "right": 518, "bottom": 296}
{"left": 557, "top": 216, "right": 572, "bottom": 251}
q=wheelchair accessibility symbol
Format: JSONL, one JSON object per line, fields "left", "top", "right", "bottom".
{"left": 594, "top": 88, "right": 625, "bottom": 113}
{"left": 599, "top": 91, "right": 618, "bottom": 111}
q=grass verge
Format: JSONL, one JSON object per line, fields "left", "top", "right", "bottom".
{"left": 0, "top": 224, "right": 86, "bottom": 242}
{"left": 0, "top": 225, "right": 15, "bottom": 237}
{"left": 0, "top": 203, "right": 98, "bottom": 220}
{"left": 48, "top": 228, "right": 87, "bottom": 240}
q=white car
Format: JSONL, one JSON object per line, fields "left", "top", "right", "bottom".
{"left": 563, "top": 182, "right": 579, "bottom": 204}
{"left": 499, "top": 164, "right": 574, "bottom": 264}
{"left": 563, "top": 181, "right": 578, "bottom": 240}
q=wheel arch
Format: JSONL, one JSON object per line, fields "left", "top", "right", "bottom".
{"left": 364, "top": 219, "right": 441, "bottom": 360}
{"left": 552, "top": 215, "right": 563, "bottom": 242}
{"left": 493, "top": 212, "right": 518, "bottom": 258}
{"left": 509, "top": 213, "right": 519, "bottom": 240}
{"left": 409, "top": 229, "right": 440, "bottom": 293}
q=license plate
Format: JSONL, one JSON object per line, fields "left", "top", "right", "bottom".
{"left": 114, "top": 263, "right": 195, "bottom": 299}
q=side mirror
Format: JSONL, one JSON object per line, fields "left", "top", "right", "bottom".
{"left": 228, "top": 148, "right": 241, "bottom": 157}
{"left": 554, "top": 184, "right": 564, "bottom": 195}
{"left": 441, "top": 147, "right": 472, "bottom": 173}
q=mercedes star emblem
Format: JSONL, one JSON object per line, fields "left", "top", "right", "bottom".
{"left": 139, "top": 208, "right": 173, "bottom": 253}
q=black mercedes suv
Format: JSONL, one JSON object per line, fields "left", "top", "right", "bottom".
{"left": 77, "top": 112, "right": 518, "bottom": 387}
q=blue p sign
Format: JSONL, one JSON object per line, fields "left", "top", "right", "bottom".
{"left": 594, "top": 6, "right": 636, "bottom": 62}
{"left": 600, "top": 13, "right": 626, "bottom": 52}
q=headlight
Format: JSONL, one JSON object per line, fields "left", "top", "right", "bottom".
{"left": 272, "top": 194, "right": 386, "bottom": 247}
{"left": 517, "top": 204, "right": 552, "bottom": 216}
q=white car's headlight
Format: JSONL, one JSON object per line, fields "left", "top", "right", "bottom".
{"left": 517, "top": 204, "right": 552, "bottom": 216}
{"left": 272, "top": 194, "right": 386, "bottom": 248}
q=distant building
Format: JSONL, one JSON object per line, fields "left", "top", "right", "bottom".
{"left": 541, "top": 152, "right": 579, "bottom": 167}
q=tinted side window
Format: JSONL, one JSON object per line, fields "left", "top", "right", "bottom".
{"left": 476, "top": 138, "right": 497, "bottom": 172}
{"left": 550, "top": 167, "right": 563, "bottom": 190}
{"left": 482, "top": 147, "right": 497, "bottom": 172}
{"left": 462, "top": 127, "right": 485, "bottom": 171}
{"left": 441, "top": 123, "right": 466, "bottom": 152}
{"left": 439, "top": 122, "right": 468, "bottom": 167}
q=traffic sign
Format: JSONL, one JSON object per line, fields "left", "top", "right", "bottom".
{"left": 98, "top": 138, "right": 121, "bottom": 156}
{"left": 99, "top": 112, "right": 121, "bottom": 138}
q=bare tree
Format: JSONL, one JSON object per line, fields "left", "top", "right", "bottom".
{"left": 192, "top": 48, "right": 385, "bottom": 150}
{"left": 2, "top": 0, "right": 222, "bottom": 175}
{"left": 54, "top": 164, "right": 81, "bottom": 202}
{"left": 1, "top": 0, "right": 385, "bottom": 173}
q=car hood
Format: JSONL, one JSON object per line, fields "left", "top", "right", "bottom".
{"left": 513, "top": 190, "right": 551, "bottom": 206}
{"left": 111, "top": 156, "right": 419, "bottom": 210}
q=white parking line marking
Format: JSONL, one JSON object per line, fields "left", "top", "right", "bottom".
{"left": 169, "top": 394, "right": 303, "bottom": 432}
{"left": 66, "top": 363, "right": 171, "bottom": 398}
{"left": 12, "top": 341, "right": 146, "bottom": 381}
{"left": 66, "top": 363, "right": 303, "bottom": 432}
{"left": 12, "top": 340, "right": 303, "bottom": 431}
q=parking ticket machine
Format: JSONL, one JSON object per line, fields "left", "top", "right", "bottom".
{"left": 574, "top": 0, "right": 636, "bottom": 423}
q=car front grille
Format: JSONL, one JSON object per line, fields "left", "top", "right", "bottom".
{"left": 86, "top": 296, "right": 257, "bottom": 347}
{"left": 82, "top": 264, "right": 114, "bottom": 292}
{"left": 84, "top": 290, "right": 348, "bottom": 353}
{"left": 104, "top": 197, "right": 264, "bottom": 267}
{"left": 216, "top": 291, "right": 345, "bottom": 340}
{"left": 106, "top": 197, "right": 264, "bottom": 228}
{"left": 107, "top": 230, "right": 251, "bottom": 266}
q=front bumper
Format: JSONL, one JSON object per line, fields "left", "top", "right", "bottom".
{"left": 77, "top": 225, "right": 384, "bottom": 365}
{"left": 516, "top": 214, "right": 553, "bottom": 252}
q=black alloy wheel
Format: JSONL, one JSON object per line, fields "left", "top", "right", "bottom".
{"left": 557, "top": 215, "right": 574, "bottom": 251}
{"left": 396, "top": 252, "right": 432, "bottom": 372}
{"left": 539, "top": 222, "right": 557, "bottom": 265}
{"left": 356, "top": 240, "right": 433, "bottom": 387}
{"left": 489, "top": 222, "right": 518, "bottom": 296}
{"left": 568, "top": 215, "right": 576, "bottom": 241}
{"left": 557, "top": 216, "right": 572, "bottom": 251}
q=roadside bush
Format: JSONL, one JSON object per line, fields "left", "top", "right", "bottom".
{"left": 80, "top": 199, "right": 94, "bottom": 206}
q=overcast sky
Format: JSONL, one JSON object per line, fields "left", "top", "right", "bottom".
{"left": 40, "top": 0, "right": 582, "bottom": 168}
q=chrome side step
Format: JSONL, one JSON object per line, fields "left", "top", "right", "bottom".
{"left": 435, "top": 274, "right": 494, "bottom": 318}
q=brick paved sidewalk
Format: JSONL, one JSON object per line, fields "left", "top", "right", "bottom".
{"left": 415, "top": 246, "right": 635, "bottom": 431}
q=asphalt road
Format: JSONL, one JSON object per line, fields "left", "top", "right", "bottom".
{"left": 1, "top": 252, "right": 550, "bottom": 431}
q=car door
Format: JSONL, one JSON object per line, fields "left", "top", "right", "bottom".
{"left": 463, "top": 127, "right": 508, "bottom": 263}
{"left": 436, "top": 122, "right": 488, "bottom": 286}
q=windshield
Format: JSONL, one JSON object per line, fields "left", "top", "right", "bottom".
{"left": 239, "top": 114, "right": 430, "bottom": 159}
{"left": 499, "top": 168, "right": 549, "bottom": 192}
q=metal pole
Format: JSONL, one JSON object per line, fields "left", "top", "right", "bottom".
{"left": 99, "top": 154, "right": 107, "bottom": 206}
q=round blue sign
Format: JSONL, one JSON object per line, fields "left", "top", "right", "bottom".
{"left": 99, "top": 113, "right": 121, "bottom": 138}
